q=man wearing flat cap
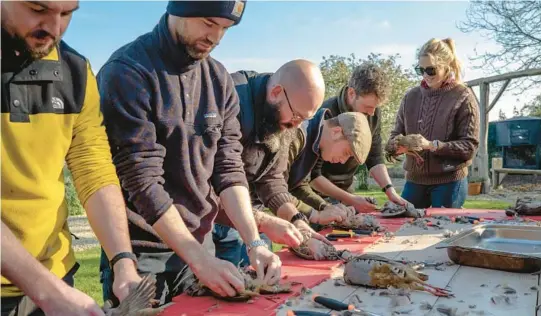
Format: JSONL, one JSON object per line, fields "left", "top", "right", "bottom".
{"left": 97, "top": 0, "right": 281, "bottom": 306}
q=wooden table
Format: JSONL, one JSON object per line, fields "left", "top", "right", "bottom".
{"left": 163, "top": 209, "right": 541, "bottom": 316}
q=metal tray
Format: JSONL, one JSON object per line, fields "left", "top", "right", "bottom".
{"left": 436, "top": 224, "right": 541, "bottom": 273}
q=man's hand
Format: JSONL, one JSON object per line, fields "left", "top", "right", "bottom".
{"left": 258, "top": 213, "right": 303, "bottom": 248}
{"left": 190, "top": 252, "right": 245, "bottom": 297}
{"left": 293, "top": 220, "right": 332, "bottom": 245}
{"left": 310, "top": 205, "right": 352, "bottom": 225}
{"left": 41, "top": 284, "right": 105, "bottom": 316}
{"left": 348, "top": 195, "right": 378, "bottom": 213}
{"left": 111, "top": 260, "right": 143, "bottom": 302}
{"left": 248, "top": 246, "right": 282, "bottom": 285}
{"left": 386, "top": 187, "right": 408, "bottom": 206}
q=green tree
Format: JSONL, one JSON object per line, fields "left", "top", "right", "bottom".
{"left": 521, "top": 94, "right": 541, "bottom": 117}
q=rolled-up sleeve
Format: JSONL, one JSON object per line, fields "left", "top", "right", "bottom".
{"left": 97, "top": 60, "right": 172, "bottom": 225}
{"left": 65, "top": 61, "right": 120, "bottom": 206}
{"left": 212, "top": 73, "right": 249, "bottom": 193}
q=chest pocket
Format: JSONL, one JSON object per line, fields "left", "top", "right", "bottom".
{"left": 186, "top": 115, "right": 223, "bottom": 177}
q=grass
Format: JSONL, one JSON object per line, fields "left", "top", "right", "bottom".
{"left": 71, "top": 188, "right": 511, "bottom": 304}
{"left": 74, "top": 247, "right": 103, "bottom": 305}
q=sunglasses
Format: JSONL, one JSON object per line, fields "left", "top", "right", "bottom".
{"left": 415, "top": 66, "right": 437, "bottom": 76}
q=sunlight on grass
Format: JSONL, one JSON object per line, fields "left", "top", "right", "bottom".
{"left": 74, "top": 247, "right": 103, "bottom": 305}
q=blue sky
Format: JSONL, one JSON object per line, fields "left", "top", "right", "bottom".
{"left": 63, "top": 1, "right": 539, "bottom": 121}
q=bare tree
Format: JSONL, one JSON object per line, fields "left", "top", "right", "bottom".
{"left": 458, "top": 1, "right": 541, "bottom": 91}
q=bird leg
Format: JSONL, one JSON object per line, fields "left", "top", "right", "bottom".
{"left": 414, "top": 281, "right": 453, "bottom": 297}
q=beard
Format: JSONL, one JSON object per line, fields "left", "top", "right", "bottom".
{"left": 178, "top": 33, "right": 217, "bottom": 60}
{"left": 259, "top": 100, "right": 296, "bottom": 153}
{"left": 8, "top": 29, "right": 59, "bottom": 60}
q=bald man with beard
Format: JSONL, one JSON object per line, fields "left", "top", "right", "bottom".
{"left": 213, "top": 60, "right": 333, "bottom": 267}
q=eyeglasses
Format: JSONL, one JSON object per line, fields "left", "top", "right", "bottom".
{"left": 415, "top": 66, "right": 437, "bottom": 76}
{"left": 282, "top": 88, "right": 306, "bottom": 122}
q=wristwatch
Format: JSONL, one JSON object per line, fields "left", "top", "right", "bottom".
{"left": 246, "top": 239, "right": 268, "bottom": 252}
{"left": 382, "top": 184, "right": 393, "bottom": 193}
{"left": 290, "top": 212, "right": 309, "bottom": 225}
{"left": 109, "top": 252, "right": 138, "bottom": 270}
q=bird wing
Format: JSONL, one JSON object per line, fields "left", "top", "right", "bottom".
{"left": 105, "top": 274, "right": 156, "bottom": 316}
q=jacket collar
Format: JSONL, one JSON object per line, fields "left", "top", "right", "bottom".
{"left": 1, "top": 28, "right": 63, "bottom": 82}
{"left": 301, "top": 108, "right": 329, "bottom": 156}
{"left": 337, "top": 85, "right": 353, "bottom": 114}
{"left": 154, "top": 13, "right": 201, "bottom": 73}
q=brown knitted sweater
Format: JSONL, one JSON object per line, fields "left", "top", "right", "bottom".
{"left": 389, "top": 82, "right": 480, "bottom": 185}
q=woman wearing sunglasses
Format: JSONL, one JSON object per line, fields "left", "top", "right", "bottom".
{"left": 388, "top": 37, "right": 480, "bottom": 209}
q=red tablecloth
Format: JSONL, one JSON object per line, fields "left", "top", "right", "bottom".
{"left": 161, "top": 209, "right": 540, "bottom": 316}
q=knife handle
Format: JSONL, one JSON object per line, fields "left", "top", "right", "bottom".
{"left": 312, "top": 295, "right": 353, "bottom": 311}
{"left": 286, "top": 310, "right": 331, "bottom": 316}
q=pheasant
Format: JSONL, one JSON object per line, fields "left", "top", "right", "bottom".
{"left": 385, "top": 134, "right": 425, "bottom": 165}
{"left": 102, "top": 274, "right": 172, "bottom": 316}
{"left": 380, "top": 201, "right": 426, "bottom": 218}
{"left": 334, "top": 211, "right": 383, "bottom": 232}
{"left": 289, "top": 232, "right": 346, "bottom": 261}
{"left": 185, "top": 266, "right": 293, "bottom": 302}
{"left": 342, "top": 253, "right": 453, "bottom": 297}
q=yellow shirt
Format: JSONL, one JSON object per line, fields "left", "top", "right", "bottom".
{"left": 1, "top": 43, "right": 120, "bottom": 297}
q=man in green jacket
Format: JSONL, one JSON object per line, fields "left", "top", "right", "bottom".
{"left": 310, "top": 62, "right": 408, "bottom": 212}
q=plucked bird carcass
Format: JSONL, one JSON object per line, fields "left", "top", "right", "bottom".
{"left": 342, "top": 253, "right": 453, "bottom": 297}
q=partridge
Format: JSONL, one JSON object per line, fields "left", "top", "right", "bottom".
{"left": 103, "top": 274, "right": 172, "bottom": 316}
{"left": 185, "top": 266, "right": 292, "bottom": 302}
{"left": 385, "top": 134, "right": 425, "bottom": 165}
{"left": 342, "top": 254, "right": 453, "bottom": 297}
{"left": 289, "top": 232, "right": 345, "bottom": 261}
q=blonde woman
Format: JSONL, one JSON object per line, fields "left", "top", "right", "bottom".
{"left": 388, "top": 38, "right": 480, "bottom": 209}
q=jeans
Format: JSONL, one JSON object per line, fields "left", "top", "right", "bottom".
{"left": 2, "top": 263, "right": 79, "bottom": 316}
{"left": 401, "top": 177, "right": 468, "bottom": 209}
{"left": 213, "top": 224, "right": 272, "bottom": 267}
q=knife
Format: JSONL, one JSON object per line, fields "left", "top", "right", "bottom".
{"left": 312, "top": 295, "right": 383, "bottom": 316}
{"left": 286, "top": 310, "right": 334, "bottom": 316}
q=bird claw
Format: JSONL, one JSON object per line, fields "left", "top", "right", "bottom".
{"left": 423, "top": 284, "right": 454, "bottom": 297}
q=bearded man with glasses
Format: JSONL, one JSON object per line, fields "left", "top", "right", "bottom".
{"left": 212, "top": 60, "right": 335, "bottom": 267}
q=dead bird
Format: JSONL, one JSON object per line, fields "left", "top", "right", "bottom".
{"left": 184, "top": 267, "right": 293, "bottom": 302}
{"left": 384, "top": 134, "right": 425, "bottom": 165}
{"left": 380, "top": 201, "right": 426, "bottom": 218}
{"left": 333, "top": 212, "right": 383, "bottom": 232}
{"left": 102, "top": 274, "right": 171, "bottom": 316}
{"left": 290, "top": 232, "right": 347, "bottom": 261}
{"left": 342, "top": 254, "right": 453, "bottom": 297}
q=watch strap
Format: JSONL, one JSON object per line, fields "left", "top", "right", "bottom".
{"left": 382, "top": 184, "right": 393, "bottom": 193}
{"left": 290, "top": 212, "right": 309, "bottom": 224}
{"left": 109, "top": 252, "right": 137, "bottom": 270}
{"left": 246, "top": 239, "right": 268, "bottom": 252}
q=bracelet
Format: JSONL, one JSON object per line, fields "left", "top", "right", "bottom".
{"left": 109, "top": 252, "right": 137, "bottom": 270}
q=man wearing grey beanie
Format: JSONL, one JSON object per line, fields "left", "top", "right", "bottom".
{"left": 97, "top": 0, "right": 281, "bottom": 307}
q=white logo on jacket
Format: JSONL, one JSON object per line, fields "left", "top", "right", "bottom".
{"left": 51, "top": 97, "right": 64, "bottom": 110}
